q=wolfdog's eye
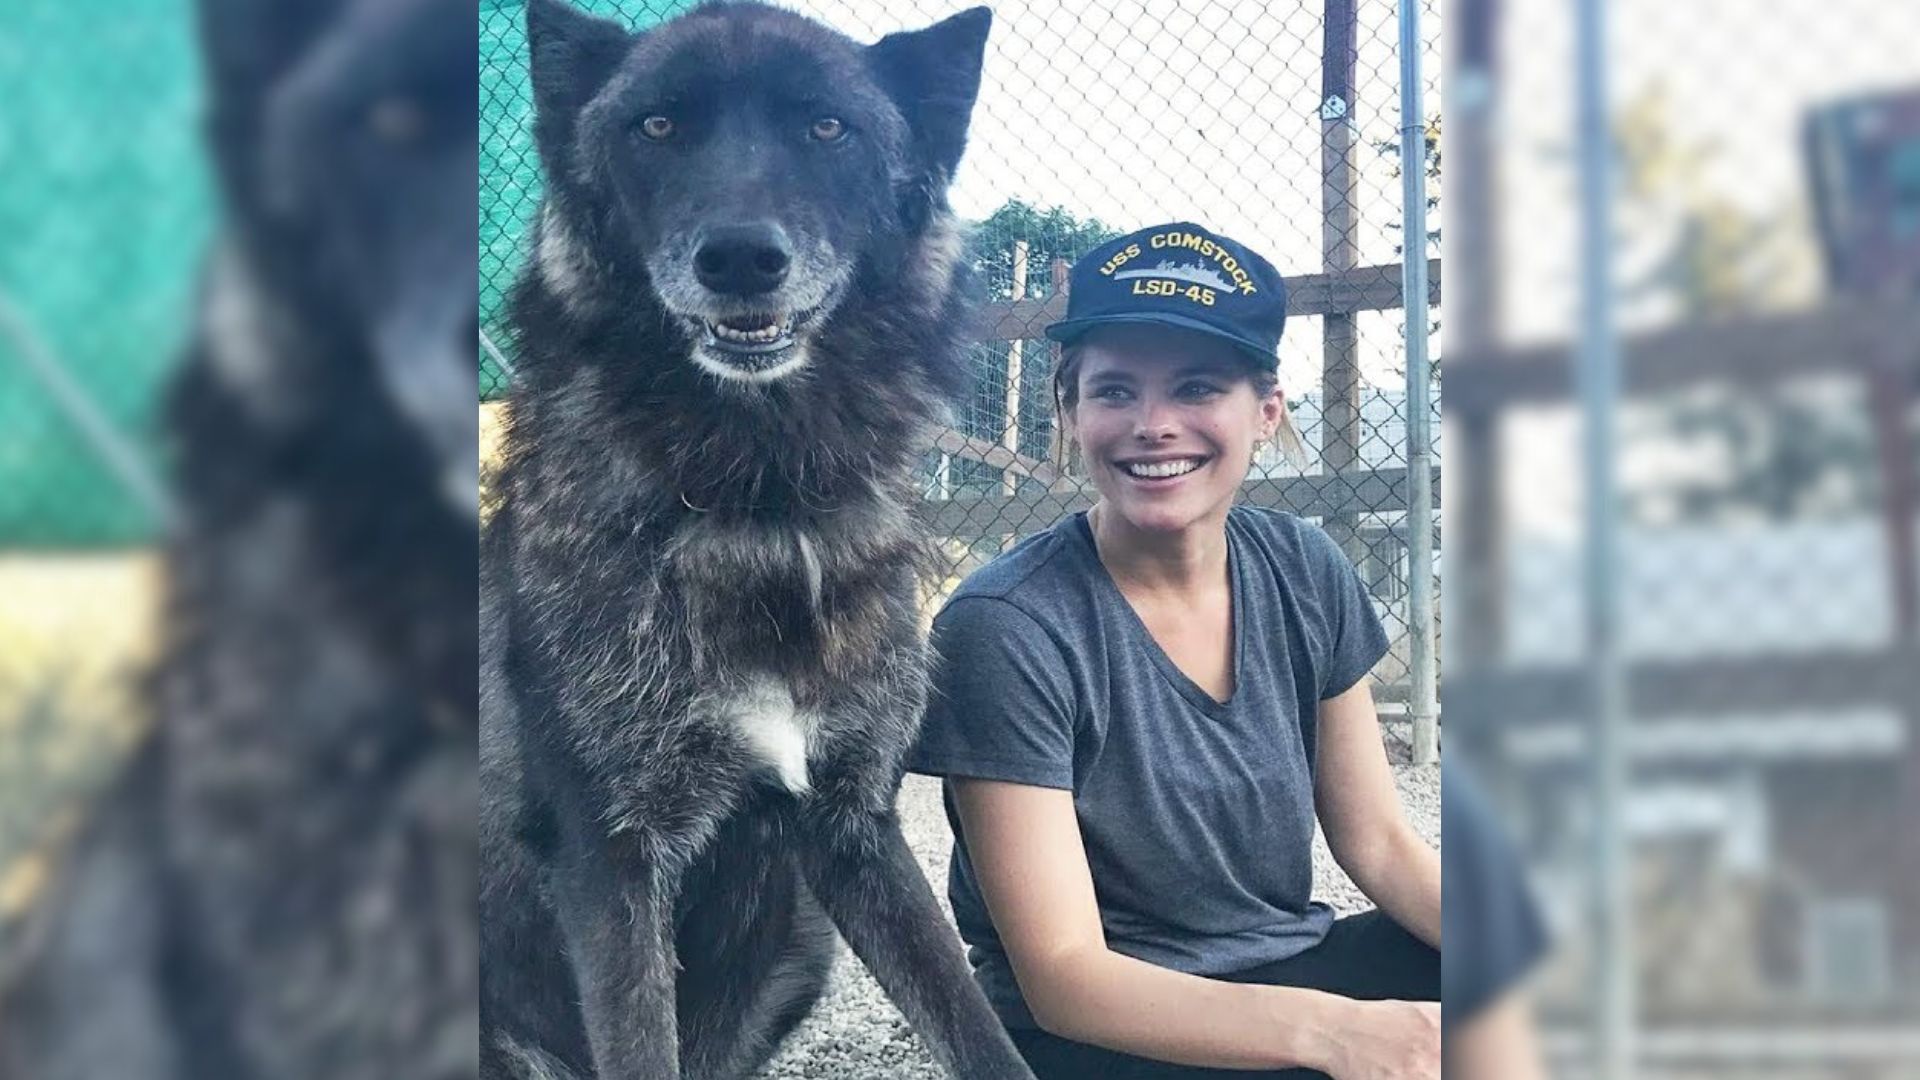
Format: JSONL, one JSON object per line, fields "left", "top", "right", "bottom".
{"left": 809, "top": 117, "right": 847, "bottom": 143}
{"left": 638, "top": 115, "right": 676, "bottom": 141}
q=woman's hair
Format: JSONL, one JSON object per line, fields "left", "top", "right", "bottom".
{"left": 1050, "top": 340, "right": 1309, "bottom": 471}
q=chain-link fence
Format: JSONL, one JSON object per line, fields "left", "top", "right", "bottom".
{"left": 1447, "top": 0, "right": 1920, "bottom": 1074}
{"left": 478, "top": 0, "right": 1444, "bottom": 711}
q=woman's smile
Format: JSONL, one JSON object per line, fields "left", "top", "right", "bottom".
{"left": 1113, "top": 453, "right": 1214, "bottom": 486}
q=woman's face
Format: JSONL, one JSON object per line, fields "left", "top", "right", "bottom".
{"left": 1066, "top": 326, "right": 1283, "bottom": 538}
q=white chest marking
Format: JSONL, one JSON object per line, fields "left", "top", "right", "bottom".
{"left": 731, "top": 677, "right": 813, "bottom": 793}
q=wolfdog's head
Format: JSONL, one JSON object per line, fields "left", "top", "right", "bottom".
{"left": 196, "top": 0, "right": 480, "bottom": 515}
{"left": 525, "top": 0, "right": 990, "bottom": 385}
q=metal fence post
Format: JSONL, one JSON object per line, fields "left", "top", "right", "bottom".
{"left": 0, "top": 291, "right": 175, "bottom": 532}
{"left": 1396, "top": 1, "right": 1438, "bottom": 765}
{"left": 1575, "top": 0, "right": 1635, "bottom": 1073}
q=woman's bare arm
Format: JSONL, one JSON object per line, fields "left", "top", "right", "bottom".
{"left": 1447, "top": 991, "right": 1548, "bottom": 1080}
{"left": 949, "top": 777, "right": 1433, "bottom": 1074}
{"left": 1313, "top": 679, "right": 1441, "bottom": 949}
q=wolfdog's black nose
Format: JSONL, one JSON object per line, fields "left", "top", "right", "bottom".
{"left": 694, "top": 224, "right": 792, "bottom": 296}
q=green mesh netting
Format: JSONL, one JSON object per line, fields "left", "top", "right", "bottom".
{"left": 0, "top": 0, "right": 209, "bottom": 546}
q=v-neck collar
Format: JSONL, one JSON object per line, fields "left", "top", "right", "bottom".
{"left": 1072, "top": 512, "right": 1245, "bottom": 717}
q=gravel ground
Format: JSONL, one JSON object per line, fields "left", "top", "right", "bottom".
{"left": 758, "top": 760, "right": 1442, "bottom": 1078}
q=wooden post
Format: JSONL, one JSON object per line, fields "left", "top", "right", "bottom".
{"left": 1870, "top": 364, "right": 1918, "bottom": 644}
{"left": 1449, "top": 0, "right": 1508, "bottom": 679}
{"left": 1320, "top": 0, "right": 1365, "bottom": 570}
{"left": 1873, "top": 348, "right": 1920, "bottom": 958}
{"left": 1002, "top": 240, "right": 1029, "bottom": 497}
{"left": 1048, "top": 257, "right": 1072, "bottom": 479}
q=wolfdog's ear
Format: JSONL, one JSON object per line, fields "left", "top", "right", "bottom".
{"left": 525, "top": 0, "right": 631, "bottom": 122}
{"left": 868, "top": 8, "right": 992, "bottom": 201}
{"left": 195, "top": 0, "right": 333, "bottom": 104}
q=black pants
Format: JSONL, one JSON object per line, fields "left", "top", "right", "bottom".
{"left": 1009, "top": 910, "right": 1439, "bottom": 1079}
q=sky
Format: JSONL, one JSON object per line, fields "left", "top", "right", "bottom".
{"left": 806, "top": 0, "right": 1434, "bottom": 266}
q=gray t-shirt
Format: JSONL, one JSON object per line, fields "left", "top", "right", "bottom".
{"left": 907, "top": 506, "right": 1392, "bottom": 1028}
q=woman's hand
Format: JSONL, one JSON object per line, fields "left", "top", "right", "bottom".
{"left": 1320, "top": 998, "right": 1441, "bottom": 1080}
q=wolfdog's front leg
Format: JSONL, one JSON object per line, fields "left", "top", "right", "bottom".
{"left": 796, "top": 803, "right": 1036, "bottom": 1080}
{"left": 548, "top": 836, "right": 681, "bottom": 1079}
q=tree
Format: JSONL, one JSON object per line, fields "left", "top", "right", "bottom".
{"left": 1609, "top": 85, "right": 1876, "bottom": 523}
{"left": 1375, "top": 113, "right": 1442, "bottom": 257}
{"left": 944, "top": 201, "right": 1120, "bottom": 469}
{"left": 964, "top": 200, "right": 1120, "bottom": 302}
{"left": 1375, "top": 114, "right": 1443, "bottom": 377}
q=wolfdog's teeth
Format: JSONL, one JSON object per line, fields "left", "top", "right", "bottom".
{"left": 707, "top": 317, "right": 791, "bottom": 345}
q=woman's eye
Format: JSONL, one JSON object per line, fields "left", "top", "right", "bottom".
{"left": 638, "top": 115, "right": 676, "bottom": 141}
{"left": 809, "top": 116, "right": 847, "bottom": 142}
{"left": 1179, "top": 382, "right": 1222, "bottom": 399}
{"left": 1093, "top": 386, "right": 1130, "bottom": 403}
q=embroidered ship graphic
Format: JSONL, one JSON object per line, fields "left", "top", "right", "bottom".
{"left": 1112, "top": 259, "right": 1236, "bottom": 292}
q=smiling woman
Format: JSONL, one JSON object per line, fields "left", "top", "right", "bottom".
{"left": 1061, "top": 326, "right": 1285, "bottom": 538}
{"left": 906, "top": 222, "right": 1442, "bottom": 1080}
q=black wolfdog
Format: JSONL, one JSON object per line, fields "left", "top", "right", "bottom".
{"left": 479, "top": 2, "right": 1032, "bottom": 1078}
{"left": 0, "top": 1, "right": 477, "bottom": 1078}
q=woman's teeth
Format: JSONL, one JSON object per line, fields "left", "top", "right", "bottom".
{"left": 1124, "top": 458, "right": 1202, "bottom": 479}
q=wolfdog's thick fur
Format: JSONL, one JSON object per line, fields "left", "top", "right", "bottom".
{"left": 479, "top": 3, "right": 1031, "bottom": 1079}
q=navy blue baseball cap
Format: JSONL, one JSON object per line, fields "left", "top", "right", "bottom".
{"left": 1044, "top": 222, "right": 1288, "bottom": 371}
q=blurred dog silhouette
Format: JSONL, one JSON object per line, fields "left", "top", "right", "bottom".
{"left": 0, "top": 1, "right": 478, "bottom": 1078}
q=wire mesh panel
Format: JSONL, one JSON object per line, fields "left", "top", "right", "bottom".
{"left": 477, "top": 0, "right": 1443, "bottom": 706}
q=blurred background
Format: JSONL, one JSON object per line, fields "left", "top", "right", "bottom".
{"left": 1446, "top": 0, "right": 1920, "bottom": 1075}
{"left": 2, "top": 0, "right": 480, "bottom": 1074}
{"left": 0, "top": 0, "right": 202, "bottom": 924}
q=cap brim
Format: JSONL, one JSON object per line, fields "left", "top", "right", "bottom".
{"left": 1043, "top": 312, "right": 1277, "bottom": 370}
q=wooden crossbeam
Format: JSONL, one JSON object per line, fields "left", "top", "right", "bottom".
{"left": 1446, "top": 297, "right": 1920, "bottom": 415}
{"left": 1445, "top": 647, "right": 1920, "bottom": 726}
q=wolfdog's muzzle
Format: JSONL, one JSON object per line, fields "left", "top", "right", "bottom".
{"left": 649, "top": 220, "right": 851, "bottom": 383}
